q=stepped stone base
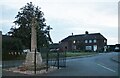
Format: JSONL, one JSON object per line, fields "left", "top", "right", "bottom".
{"left": 24, "top": 52, "right": 43, "bottom": 67}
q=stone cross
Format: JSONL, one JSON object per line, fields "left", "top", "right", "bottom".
{"left": 24, "top": 17, "right": 42, "bottom": 67}
{"left": 31, "top": 17, "right": 37, "bottom": 52}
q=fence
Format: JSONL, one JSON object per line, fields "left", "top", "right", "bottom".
{"left": 46, "top": 50, "right": 66, "bottom": 69}
{"left": 40, "top": 47, "right": 66, "bottom": 70}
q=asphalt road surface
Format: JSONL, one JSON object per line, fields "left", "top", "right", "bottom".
{"left": 41, "top": 52, "right": 119, "bottom": 76}
{"left": 2, "top": 52, "right": 119, "bottom": 76}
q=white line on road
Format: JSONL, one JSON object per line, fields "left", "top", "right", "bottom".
{"left": 97, "top": 63, "right": 116, "bottom": 72}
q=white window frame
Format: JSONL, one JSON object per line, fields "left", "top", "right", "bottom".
{"left": 89, "top": 40, "right": 92, "bottom": 43}
{"left": 73, "top": 40, "right": 76, "bottom": 43}
{"left": 104, "top": 40, "right": 106, "bottom": 43}
{"left": 85, "top": 46, "right": 92, "bottom": 50}
{"left": 85, "top": 40, "right": 88, "bottom": 43}
{"left": 93, "top": 39, "right": 97, "bottom": 43}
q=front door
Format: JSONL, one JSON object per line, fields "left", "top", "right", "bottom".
{"left": 93, "top": 45, "right": 97, "bottom": 51}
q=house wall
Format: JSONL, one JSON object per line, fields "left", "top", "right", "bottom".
{"left": 60, "top": 39, "right": 107, "bottom": 52}
{"left": 60, "top": 33, "right": 107, "bottom": 52}
{"left": 97, "top": 39, "right": 107, "bottom": 51}
{"left": 60, "top": 42, "right": 69, "bottom": 51}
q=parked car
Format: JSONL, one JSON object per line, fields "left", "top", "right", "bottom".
{"left": 115, "top": 47, "right": 120, "bottom": 52}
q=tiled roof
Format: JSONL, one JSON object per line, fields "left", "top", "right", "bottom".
{"left": 61, "top": 33, "right": 107, "bottom": 42}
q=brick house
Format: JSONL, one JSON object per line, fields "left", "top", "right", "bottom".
{"left": 59, "top": 31, "right": 107, "bottom": 52}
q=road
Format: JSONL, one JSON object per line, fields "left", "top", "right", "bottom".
{"left": 41, "top": 52, "right": 118, "bottom": 76}
{"left": 2, "top": 52, "right": 119, "bottom": 76}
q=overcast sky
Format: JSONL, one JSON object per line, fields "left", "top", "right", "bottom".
{"left": 0, "top": 0, "right": 119, "bottom": 45}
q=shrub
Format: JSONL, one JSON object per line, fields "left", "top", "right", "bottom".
{"left": 2, "top": 35, "right": 23, "bottom": 60}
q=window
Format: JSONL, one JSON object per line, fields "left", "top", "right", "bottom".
{"left": 85, "top": 40, "right": 88, "bottom": 43}
{"left": 93, "top": 39, "right": 97, "bottom": 43}
{"left": 104, "top": 40, "right": 106, "bottom": 43}
{"left": 89, "top": 40, "right": 92, "bottom": 43}
{"left": 85, "top": 46, "right": 92, "bottom": 50}
{"left": 73, "top": 40, "right": 76, "bottom": 43}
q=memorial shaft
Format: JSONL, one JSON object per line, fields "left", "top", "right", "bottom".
{"left": 31, "top": 18, "right": 37, "bottom": 52}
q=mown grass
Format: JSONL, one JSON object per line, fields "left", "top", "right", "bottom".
{"left": 66, "top": 52, "right": 97, "bottom": 57}
{"left": 41, "top": 51, "right": 98, "bottom": 59}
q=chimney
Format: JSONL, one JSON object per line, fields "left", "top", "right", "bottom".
{"left": 72, "top": 33, "right": 73, "bottom": 36}
{"left": 85, "top": 31, "right": 89, "bottom": 34}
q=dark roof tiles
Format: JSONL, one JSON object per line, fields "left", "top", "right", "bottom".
{"left": 61, "top": 33, "right": 107, "bottom": 42}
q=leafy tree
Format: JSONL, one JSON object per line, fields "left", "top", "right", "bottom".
{"left": 8, "top": 2, "right": 53, "bottom": 50}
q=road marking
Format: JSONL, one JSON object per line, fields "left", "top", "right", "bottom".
{"left": 97, "top": 63, "right": 116, "bottom": 72}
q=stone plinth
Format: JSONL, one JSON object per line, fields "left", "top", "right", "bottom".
{"left": 24, "top": 52, "right": 42, "bottom": 67}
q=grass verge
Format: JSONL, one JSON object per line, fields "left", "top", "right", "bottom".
{"left": 66, "top": 52, "right": 97, "bottom": 57}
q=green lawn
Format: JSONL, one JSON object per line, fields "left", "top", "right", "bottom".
{"left": 66, "top": 52, "right": 97, "bottom": 57}
{"left": 42, "top": 51, "right": 98, "bottom": 59}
